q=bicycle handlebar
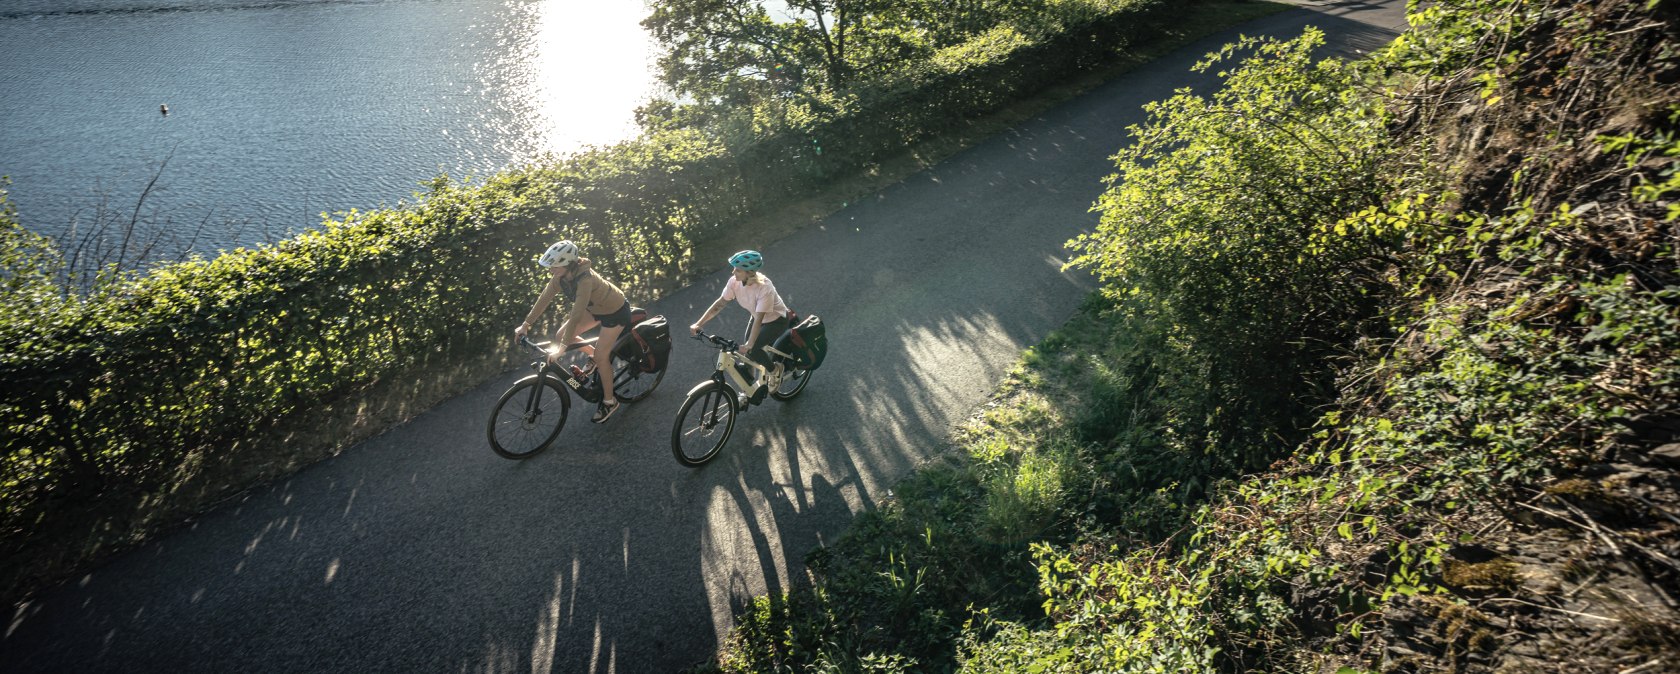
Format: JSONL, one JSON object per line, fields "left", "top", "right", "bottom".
{"left": 518, "top": 336, "right": 553, "bottom": 359}
{"left": 690, "top": 331, "right": 740, "bottom": 353}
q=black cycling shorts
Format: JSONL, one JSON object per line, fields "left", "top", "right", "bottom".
{"left": 593, "top": 302, "right": 633, "bottom": 329}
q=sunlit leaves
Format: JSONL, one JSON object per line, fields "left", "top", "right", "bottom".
{"left": 1067, "top": 29, "right": 1401, "bottom": 472}
{"left": 1597, "top": 105, "right": 1680, "bottom": 222}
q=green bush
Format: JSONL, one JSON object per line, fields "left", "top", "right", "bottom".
{"left": 960, "top": 0, "right": 1680, "bottom": 670}
{"left": 1067, "top": 27, "right": 1402, "bottom": 478}
{"left": 714, "top": 0, "right": 1174, "bottom": 198}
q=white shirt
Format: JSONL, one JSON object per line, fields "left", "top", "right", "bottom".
{"left": 721, "top": 273, "right": 789, "bottom": 320}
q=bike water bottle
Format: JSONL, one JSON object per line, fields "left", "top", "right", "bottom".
{"left": 569, "top": 364, "right": 586, "bottom": 380}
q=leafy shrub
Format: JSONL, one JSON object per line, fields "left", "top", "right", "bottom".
{"left": 1067, "top": 28, "right": 1402, "bottom": 478}
{"left": 962, "top": 0, "right": 1680, "bottom": 670}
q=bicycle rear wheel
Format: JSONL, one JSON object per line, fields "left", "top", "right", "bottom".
{"left": 770, "top": 364, "right": 812, "bottom": 400}
{"left": 487, "top": 374, "right": 570, "bottom": 459}
{"left": 671, "top": 381, "right": 737, "bottom": 466}
{"left": 612, "top": 353, "right": 664, "bottom": 403}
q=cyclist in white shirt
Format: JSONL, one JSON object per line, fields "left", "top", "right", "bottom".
{"left": 689, "top": 250, "right": 790, "bottom": 383}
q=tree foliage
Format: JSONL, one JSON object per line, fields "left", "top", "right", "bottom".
{"left": 641, "top": 0, "right": 1100, "bottom": 130}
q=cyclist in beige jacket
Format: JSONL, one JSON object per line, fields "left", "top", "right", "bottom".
{"left": 514, "top": 240, "right": 631, "bottom": 423}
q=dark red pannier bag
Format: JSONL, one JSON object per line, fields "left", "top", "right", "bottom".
{"left": 772, "top": 313, "right": 827, "bottom": 370}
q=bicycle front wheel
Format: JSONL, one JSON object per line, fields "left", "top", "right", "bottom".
{"left": 487, "top": 374, "right": 570, "bottom": 459}
{"left": 671, "top": 381, "right": 737, "bottom": 466}
{"left": 612, "top": 353, "right": 665, "bottom": 403}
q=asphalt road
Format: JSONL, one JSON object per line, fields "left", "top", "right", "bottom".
{"left": 2, "top": 2, "right": 1406, "bottom": 672}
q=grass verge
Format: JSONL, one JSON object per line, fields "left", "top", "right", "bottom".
{"left": 711, "top": 294, "right": 1165, "bottom": 671}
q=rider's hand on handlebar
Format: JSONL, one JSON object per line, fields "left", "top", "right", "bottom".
{"left": 689, "top": 323, "right": 701, "bottom": 335}
{"left": 514, "top": 323, "right": 529, "bottom": 342}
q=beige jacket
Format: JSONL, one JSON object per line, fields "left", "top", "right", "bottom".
{"left": 523, "top": 259, "right": 628, "bottom": 344}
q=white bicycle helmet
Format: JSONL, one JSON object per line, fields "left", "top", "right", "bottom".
{"left": 538, "top": 240, "right": 580, "bottom": 269}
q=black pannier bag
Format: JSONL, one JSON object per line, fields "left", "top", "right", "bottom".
{"left": 614, "top": 309, "right": 672, "bottom": 373}
{"left": 773, "top": 313, "right": 827, "bottom": 370}
{"left": 637, "top": 315, "right": 672, "bottom": 372}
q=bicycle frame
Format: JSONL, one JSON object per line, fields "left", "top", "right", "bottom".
{"left": 693, "top": 332, "right": 794, "bottom": 402}
{"left": 520, "top": 336, "right": 601, "bottom": 403}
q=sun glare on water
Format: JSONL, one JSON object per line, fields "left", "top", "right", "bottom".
{"left": 514, "top": 0, "right": 662, "bottom": 158}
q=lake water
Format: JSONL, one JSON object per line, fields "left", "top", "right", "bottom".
{"left": 0, "top": 0, "right": 662, "bottom": 255}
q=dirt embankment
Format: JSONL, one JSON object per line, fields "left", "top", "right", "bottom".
{"left": 1321, "top": 1, "right": 1680, "bottom": 670}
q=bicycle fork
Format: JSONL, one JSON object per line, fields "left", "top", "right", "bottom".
{"left": 701, "top": 387, "right": 730, "bottom": 428}
{"left": 524, "top": 364, "right": 555, "bottom": 423}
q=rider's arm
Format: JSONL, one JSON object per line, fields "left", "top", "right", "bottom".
{"left": 520, "top": 276, "right": 563, "bottom": 333}
{"left": 691, "top": 296, "right": 730, "bottom": 333}
{"left": 745, "top": 310, "right": 778, "bottom": 351}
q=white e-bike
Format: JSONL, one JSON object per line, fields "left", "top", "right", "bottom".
{"left": 670, "top": 330, "right": 813, "bottom": 466}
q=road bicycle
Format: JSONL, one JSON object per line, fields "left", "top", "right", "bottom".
{"left": 670, "top": 331, "right": 813, "bottom": 466}
{"left": 486, "top": 333, "right": 665, "bottom": 459}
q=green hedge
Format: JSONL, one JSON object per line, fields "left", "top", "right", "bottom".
{"left": 0, "top": 132, "right": 738, "bottom": 551}
{"left": 0, "top": 0, "right": 1175, "bottom": 592}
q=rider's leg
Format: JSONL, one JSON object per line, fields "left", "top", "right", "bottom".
{"left": 745, "top": 316, "right": 789, "bottom": 401}
{"left": 594, "top": 323, "right": 625, "bottom": 404}
{"left": 734, "top": 316, "right": 757, "bottom": 383}
{"left": 568, "top": 316, "right": 601, "bottom": 368}
{"left": 747, "top": 316, "right": 790, "bottom": 371}
{"left": 550, "top": 317, "right": 596, "bottom": 363}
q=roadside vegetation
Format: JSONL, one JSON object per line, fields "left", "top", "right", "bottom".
{"left": 714, "top": 0, "right": 1680, "bottom": 671}
{"left": 0, "top": 1, "right": 1280, "bottom": 609}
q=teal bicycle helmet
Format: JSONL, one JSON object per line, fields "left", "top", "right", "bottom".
{"left": 728, "top": 249, "right": 763, "bottom": 271}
